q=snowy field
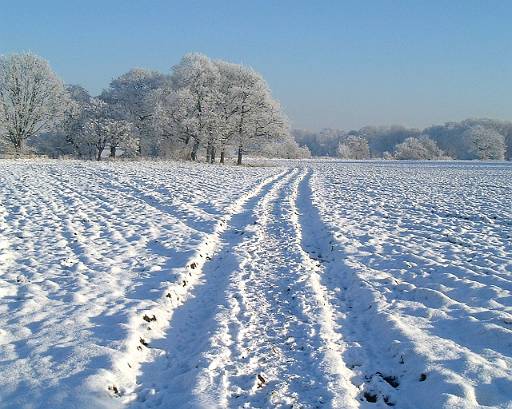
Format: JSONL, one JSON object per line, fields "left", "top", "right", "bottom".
{"left": 0, "top": 160, "right": 511, "bottom": 409}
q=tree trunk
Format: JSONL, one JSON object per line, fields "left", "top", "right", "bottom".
{"left": 237, "top": 145, "right": 243, "bottom": 165}
{"left": 220, "top": 150, "right": 225, "bottom": 164}
{"left": 206, "top": 141, "right": 211, "bottom": 163}
{"left": 96, "top": 147, "right": 104, "bottom": 161}
{"left": 210, "top": 146, "right": 216, "bottom": 163}
{"left": 137, "top": 138, "right": 142, "bottom": 156}
{"left": 191, "top": 139, "right": 200, "bottom": 161}
{"left": 13, "top": 138, "right": 23, "bottom": 157}
{"left": 110, "top": 146, "right": 116, "bottom": 159}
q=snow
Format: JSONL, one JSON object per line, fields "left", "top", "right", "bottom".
{"left": 0, "top": 159, "right": 511, "bottom": 409}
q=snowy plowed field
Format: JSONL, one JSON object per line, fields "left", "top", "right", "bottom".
{"left": 0, "top": 160, "right": 511, "bottom": 409}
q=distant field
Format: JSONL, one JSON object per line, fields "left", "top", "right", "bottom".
{"left": 0, "top": 160, "right": 510, "bottom": 409}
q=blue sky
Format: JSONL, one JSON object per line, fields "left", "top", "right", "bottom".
{"left": 1, "top": 1, "right": 511, "bottom": 130}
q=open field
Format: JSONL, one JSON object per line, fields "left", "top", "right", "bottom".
{"left": 0, "top": 160, "right": 511, "bottom": 409}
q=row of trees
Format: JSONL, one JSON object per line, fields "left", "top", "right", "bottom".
{"left": 295, "top": 120, "right": 512, "bottom": 160}
{"left": 0, "top": 53, "right": 309, "bottom": 163}
{"left": 335, "top": 134, "right": 449, "bottom": 160}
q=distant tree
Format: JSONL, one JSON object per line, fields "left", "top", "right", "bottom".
{"left": 0, "top": 53, "right": 68, "bottom": 155}
{"left": 364, "top": 125, "right": 420, "bottom": 157}
{"left": 292, "top": 128, "right": 347, "bottom": 157}
{"left": 293, "top": 126, "right": 419, "bottom": 158}
{"left": 100, "top": 69, "right": 168, "bottom": 156}
{"left": 82, "top": 99, "right": 136, "bottom": 160}
{"left": 258, "top": 138, "right": 311, "bottom": 159}
{"left": 296, "top": 119, "right": 511, "bottom": 161}
{"left": 464, "top": 126, "right": 506, "bottom": 160}
{"left": 337, "top": 135, "right": 370, "bottom": 159}
{"left": 61, "top": 85, "right": 96, "bottom": 158}
{"left": 226, "top": 65, "right": 289, "bottom": 165}
{"left": 382, "top": 151, "right": 394, "bottom": 160}
{"left": 394, "top": 136, "right": 448, "bottom": 160}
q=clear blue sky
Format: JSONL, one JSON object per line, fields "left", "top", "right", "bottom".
{"left": 1, "top": 0, "right": 511, "bottom": 130}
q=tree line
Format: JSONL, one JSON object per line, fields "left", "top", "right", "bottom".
{"left": 0, "top": 52, "right": 309, "bottom": 164}
{"left": 294, "top": 120, "right": 512, "bottom": 160}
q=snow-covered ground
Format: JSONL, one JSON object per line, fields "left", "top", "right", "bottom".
{"left": 0, "top": 160, "right": 511, "bottom": 409}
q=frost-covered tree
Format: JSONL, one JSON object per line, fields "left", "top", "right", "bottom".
{"left": 167, "top": 53, "right": 221, "bottom": 161}
{"left": 0, "top": 53, "right": 68, "bottom": 155}
{"left": 211, "top": 60, "right": 241, "bottom": 163}
{"left": 464, "top": 126, "right": 506, "bottom": 160}
{"left": 226, "top": 65, "right": 289, "bottom": 165}
{"left": 293, "top": 128, "right": 347, "bottom": 157}
{"left": 80, "top": 99, "right": 136, "bottom": 160}
{"left": 295, "top": 120, "right": 512, "bottom": 160}
{"left": 337, "top": 135, "right": 370, "bottom": 159}
{"left": 107, "top": 118, "right": 136, "bottom": 159}
{"left": 394, "top": 136, "right": 448, "bottom": 160}
{"left": 152, "top": 87, "right": 191, "bottom": 158}
{"left": 60, "top": 85, "right": 96, "bottom": 158}
{"left": 100, "top": 69, "right": 168, "bottom": 156}
{"left": 82, "top": 99, "right": 111, "bottom": 161}
{"left": 258, "top": 138, "right": 311, "bottom": 159}
{"left": 28, "top": 85, "right": 90, "bottom": 158}
{"left": 154, "top": 53, "right": 288, "bottom": 164}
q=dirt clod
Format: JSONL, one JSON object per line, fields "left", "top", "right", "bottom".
{"left": 363, "top": 392, "right": 377, "bottom": 403}
{"left": 257, "top": 374, "right": 266, "bottom": 388}
{"left": 143, "top": 314, "right": 157, "bottom": 322}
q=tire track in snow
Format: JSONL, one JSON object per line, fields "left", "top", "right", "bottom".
{"left": 113, "top": 168, "right": 292, "bottom": 406}
{"left": 288, "top": 168, "right": 359, "bottom": 408}
{"left": 0, "top": 161, "right": 284, "bottom": 409}
{"left": 296, "top": 167, "right": 405, "bottom": 407}
{"left": 154, "top": 167, "right": 360, "bottom": 408}
{"left": 192, "top": 168, "right": 305, "bottom": 408}
{"left": 213, "top": 167, "right": 358, "bottom": 407}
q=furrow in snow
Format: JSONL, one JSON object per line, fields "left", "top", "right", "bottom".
{"left": 288, "top": 168, "right": 359, "bottom": 408}
{"left": 194, "top": 168, "right": 303, "bottom": 408}
{"left": 297, "top": 167, "right": 416, "bottom": 408}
